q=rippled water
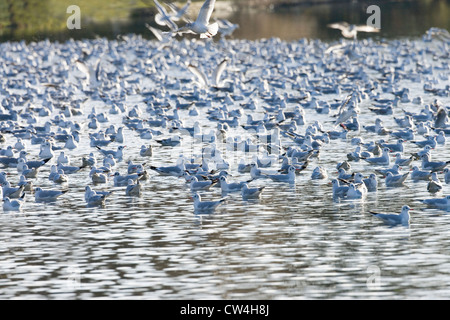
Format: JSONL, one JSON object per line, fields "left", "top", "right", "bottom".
{"left": 1, "top": 33, "right": 450, "bottom": 300}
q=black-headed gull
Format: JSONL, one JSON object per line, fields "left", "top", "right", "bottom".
{"left": 241, "top": 183, "right": 265, "bottom": 200}
{"left": 422, "top": 195, "right": 450, "bottom": 209}
{"left": 112, "top": 172, "right": 143, "bottom": 187}
{"left": 187, "top": 57, "right": 229, "bottom": 88}
{"left": 375, "top": 164, "right": 401, "bottom": 177}
{"left": 331, "top": 179, "right": 349, "bottom": 198}
{"left": 126, "top": 179, "right": 142, "bottom": 196}
{"left": 370, "top": 205, "right": 412, "bottom": 227}
{"left": 39, "top": 140, "right": 55, "bottom": 160}
{"left": 444, "top": 168, "right": 450, "bottom": 184}
{"left": 216, "top": 18, "right": 239, "bottom": 38}
{"left": 34, "top": 187, "right": 68, "bottom": 202}
{"left": 327, "top": 21, "right": 380, "bottom": 40}
{"left": 140, "top": 145, "right": 153, "bottom": 157}
{"left": 264, "top": 166, "right": 296, "bottom": 183}
{"left": 385, "top": 172, "right": 409, "bottom": 187}
{"left": 52, "top": 169, "right": 69, "bottom": 184}
{"left": 2, "top": 181, "right": 25, "bottom": 199}
{"left": 346, "top": 182, "right": 367, "bottom": 199}
{"left": 91, "top": 171, "right": 108, "bottom": 184}
{"left": 153, "top": 0, "right": 179, "bottom": 32}
{"left": 176, "top": 0, "right": 218, "bottom": 38}
{"left": 420, "top": 153, "right": 450, "bottom": 172}
{"left": 394, "top": 153, "right": 414, "bottom": 166}
{"left": 427, "top": 172, "right": 443, "bottom": 193}
{"left": 75, "top": 58, "right": 101, "bottom": 89}
{"left": 410, "top": 166, "right": 432, "bottom": 181}
{"left": 363, "top": 147, "right": 391, "bottom": 166}
{"left": 3, "top": 196, "right": 24, "bottom": 211}
{"left": 18, "top": 175, "right": 33, "bottom": 192}
{"left": 311, "top": 166, "right": 328, "bottom": 180}
{"left": 219, "top": 175, "right": 249, "bottom": 193}
{"left": 165, "top": 0, "right": 191, "bottom": 23}
{"left": 96, "top": 145, "right": 125, "bottom": 159}
{"left": 85, "top": 186, "right": 113, "bottom": 206}
{"left": 57, "top": 162, "right": 84, "bottom": 175}
{"left": 188, "top": 176, "right": 217, "bottom": 191}
{"left": 192, "top": 192, "right": 226, "bottom": 213}
{"left": 149, "top": 162, "right": 185, "bottom": 177}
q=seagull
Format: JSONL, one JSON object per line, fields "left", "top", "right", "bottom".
{"left": 219, "top": 175, "right": 249, "bottom": 193}
{"left": 91, "top": 171, "right": 108, "bottom": 184}
{"left": 394, "top": 153, "right": 414, "bottom": 167}
{"left": 125, "top": 179, "right": 142, "bottom": 196}
{"left": 264, "top": 166, "right": 296, "bottom": 183}
{"left": 149, "top": 160, "right": 185, "bottom": 177}
{"left": 363, "top": 147, "right": 391, "bottom": 166}
{"left": 375, "top": 164, "right": 401, "bottom": 177}
{"left": 331, "top": 179, "right": 349, "bottom": 198}
{"left": 155, "top": 136, "right": 181, "bottom": 147}
{"left": 57, "top": 151, "right": 70, "bottom": 165}
{"left": 420, "top": 153, "right": 450, "bottom": 172}
{"left": 34, "top": 187, "right": 68, "bottom": 202}
{"left": 337, "top": 168, "right": 354, "bottom": 181}
{"left": 39, "top": 140, "right": 55, "bottom": 160}
{"left": 57, "top": 162, "right": 84, "bottom": 175}
{"left": 52, "top": 169, "right": 69, "bottom": 184}
{"left": 327, "top": 22, "right": 380, "bottom": 40}
{"left": 346, "top": 182, "right": 367, "bottom": 199}
{"left": 176, "top": 0, "right": 219, "bottom": 38}
{"left": 82, "top": 153, "right": 97, "bottom": 167}
{"left": 18, "top": 175, "right": 33, "bottom": 192}
{"left": 20, "top": 164, "right": 39, "bottom": 179}
{"left": 165, "top": 0, "right": 191, "bottom": 23}
{"left": 421, "top": 195, "right": 450, "bottom": 209}
{"left": 444, "top": 168, "right": 450, "bottom": 184}
{"left": 363, "top": 173, "right": 378, "bottom": 192}
{"left": 3, "top": 195, "right": 25, "bottom": 211}
{"left": 153, "top": 0, "right": 179, "bottom": 32}
{"left": 85, "top": 186, "right": 113, "bottom": 206}
{"left": 96, "top": 146, "right": 125, "bottom": 159}
{"left": 112, "top": 172, "right": 143, "bottom": 187}
{"left": 188, "top": 175, "right": 217, "bottom": 191}
{"left": 370, "top": 205, "right": 412, "bottom": 227}
{"left": 241, "top": 183, "right": 265, "bottom": 200}
{"left": 140, "top": 145, "right": 153, "bottom": 157}
{"left": 192, "top": 192, "right": 226, "bottom": 213}
{"left": 385, "top": 172, "right": 409, "bottom": 187}
{"left": 217, "top": 18, "right": 239, "bottom": 38}
{"left": 187, "top": 57, "right": 230, "bottom": 89}
{"left": 75, "top": 58, "right": 101, "bottom": 89}
{"left": 411, "top": 166, "right": 432, "bottom": 181}
{"left": 2, "top": 181, "right": 25, "bottom": 199}
{"left": 427, "top": 172, "right": 443, "bottom": 193}
{"left": 311, "top": 166, "right": 328, "bottom": 180}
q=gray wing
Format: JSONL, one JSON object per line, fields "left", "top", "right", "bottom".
{"left": 196, "top": 0, "right": 216, "bottom": 25}
{"left": 212, "top": 58, "right": 229, "bottom": 87}
{"left": 167, "top": 0, "right": 191, "bottom": 20}
{"left": 94, "top": 58, "right": 101, "bottom": 82}
{"left": 146, "top": 23, "right": 163, "bottom": 41}
{"left": 154, "top": 0, "right": 178, "bottom": 31}
{"left": 355, "top": 25, "right": 380, "bottom": 33}
{"left": 188, "top": 64, "right": 208, "bottom": 87}
{"left": 75, "top": 60, "right": 91, "bottom": 81}
{"left": 327, "top": 22, "right": 350, "bottom": 31}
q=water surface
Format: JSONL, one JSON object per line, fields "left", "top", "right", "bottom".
{"left": 0, "top": 0, "right": 450, "bottom": 301}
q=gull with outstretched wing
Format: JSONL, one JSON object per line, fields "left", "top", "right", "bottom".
{"left": 176, "top": 0, "right": 218, "bottom": 38}
{"left": 187, "top": 57, "right": 230, "bottom": 88}
{"left": 327, "top": 21, "right": 380, "bottom": 40}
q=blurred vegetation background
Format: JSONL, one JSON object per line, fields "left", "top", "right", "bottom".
{"left": 0, "top": 0, "right": 449, "bottom": 42}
